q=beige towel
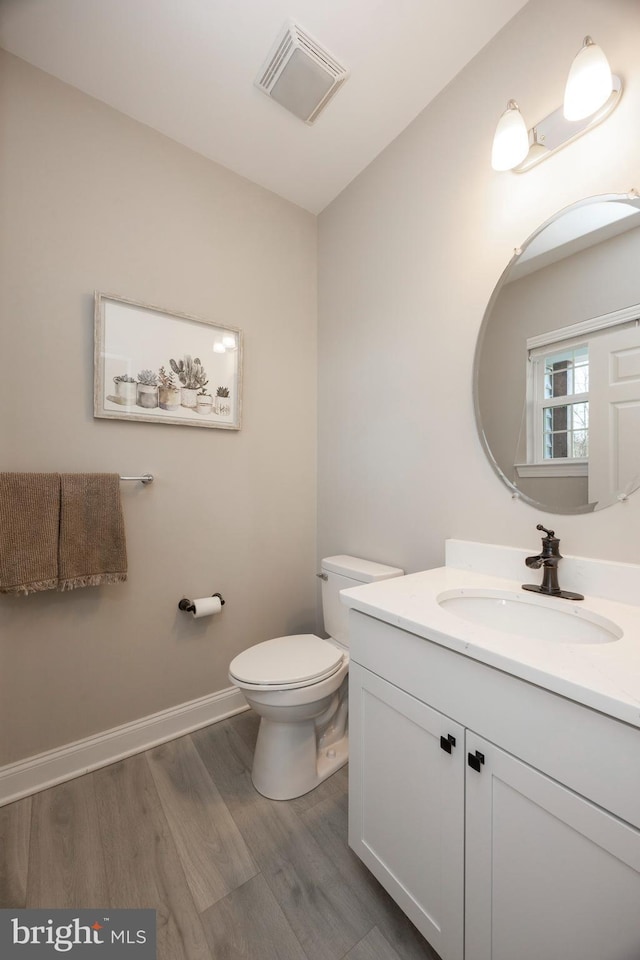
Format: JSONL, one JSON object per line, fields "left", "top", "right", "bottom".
{"left": 0, "top": 473, "right": 61, "bottom": 594}
{"left": 59, "top": 473, "right": 127, "bottom": 590}
{"left": 0, "top": 472, "right": 127, "bottom": 594}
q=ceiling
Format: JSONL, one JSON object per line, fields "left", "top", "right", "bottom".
{"left": 0, "top": 0, "right": 530, "bottom": 213}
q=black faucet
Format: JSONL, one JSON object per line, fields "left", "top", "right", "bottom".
{"left": 522, "top": 524, "right": 584, "bottom": 600}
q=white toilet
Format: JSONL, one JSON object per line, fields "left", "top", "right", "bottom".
{"left": 229, "top": 555, "right": 403, "bottom": 800}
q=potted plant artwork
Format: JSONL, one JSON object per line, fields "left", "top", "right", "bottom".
{"left": 136, "top": 370, "right": 159, "bottom": 408}
{"left": 216, "top": 385, "right": 231, "bottom": 416}
{"left": 158, "top": 366, "right": 180, "bottom": 411}
{"left": 196, "top": 388, "right": 214, "bottom": 415}
{"left": 112, "top": 374, "right": 137, "bottom": 405}
{"left": 170, "top": 355, "right": 208, "bottom": 409}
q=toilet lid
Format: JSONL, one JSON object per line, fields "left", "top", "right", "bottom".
{"left": 229, "top": 634, "right": 344, "bottom": 686}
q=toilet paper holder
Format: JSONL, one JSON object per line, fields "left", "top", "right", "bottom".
{"left": 178, "top": 592, "right": 225, "bottom": 614}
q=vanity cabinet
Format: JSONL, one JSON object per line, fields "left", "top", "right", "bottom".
{"left": 349, "top": 662, "right": 465, "bottom": 960}
{"left": 465, "top": 733, "right": 640, "bottom": 960}
{"left": 348, "top": 610, "right": 640, "bottom": 960}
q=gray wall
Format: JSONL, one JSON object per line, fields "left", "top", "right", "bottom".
{"left": 318, "top": 0, "right": 640, "bottom": 574}
{"left": 0, "top": 51, "right": 318, "bottom": 765}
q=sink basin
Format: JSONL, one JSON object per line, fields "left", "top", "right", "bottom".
{"left": 437, "top": 588, "right": 622, "bottom": 644}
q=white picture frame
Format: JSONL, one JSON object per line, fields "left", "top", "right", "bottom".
{"left": 94, "top": 293, "right": 242, "bottom": 430}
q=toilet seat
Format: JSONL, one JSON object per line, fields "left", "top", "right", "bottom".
{"left": 229, "top": 634, "right": 344, "bottom": 689}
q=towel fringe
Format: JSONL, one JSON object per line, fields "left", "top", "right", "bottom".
{"left": 0, "top": 578, "right": 60, "bottom": 596}
{"left": 59, "top": 573, "right": 128, "bottom": 591}
{"left": 1, "top": 574, "right": 128, "bottom": 595}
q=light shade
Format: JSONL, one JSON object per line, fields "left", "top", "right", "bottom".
{"left": 563, "top": 36, "right": 613, "bottom": 121}
{"left": 491, "top": 100, "right": 529, "bottom": 172}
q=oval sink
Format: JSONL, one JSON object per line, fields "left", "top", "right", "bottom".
{"left": 437, "top": 589, "right": 622, "bottom": 644}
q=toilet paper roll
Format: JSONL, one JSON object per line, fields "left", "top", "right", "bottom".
{"left": 191, "top": 596, "right": 223, "bottom": 618}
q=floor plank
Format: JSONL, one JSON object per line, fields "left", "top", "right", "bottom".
{"left": 301, "top": 792, "right": 440, "bottom": 960}
{"left": 93, "top": 754, "right": 211, "bottom": 960}
{"left": 5, "top": 710, "right": 443, "bottom": 960}
{"left": 344, "top": 926, "right": 405, "bottom": 960}
{"left": 193, "top": 720, "right": 374, "bottom": 960}
{"left": 27, "top": 774, "right": 108, "bottom": 908}
{"left": 200, "top": 874, "right": 308, "bottom": 960}
{"left": 147, "top": 736, "right": 258, "bottom": 912}
{"left": 0, "top": 795, "right": 31, "bottom": 908}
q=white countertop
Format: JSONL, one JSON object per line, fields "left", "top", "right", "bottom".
{"left": 341, "top": 564, "right": 640, "bottom": 729}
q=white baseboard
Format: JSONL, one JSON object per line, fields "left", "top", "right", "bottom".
{"left": 0, "top": 686, "right": 249, "bottom": 807}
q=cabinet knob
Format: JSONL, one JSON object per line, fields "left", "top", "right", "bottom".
{"left": 468, "top": 750, "right": 485, "bottom": 772}
{"left": 440, "top": 734, "right": 456, "bottom": 753}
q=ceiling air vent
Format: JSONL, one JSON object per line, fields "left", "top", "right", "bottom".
{"left": 255, "top": 22, "right": 349, "bottom": 124}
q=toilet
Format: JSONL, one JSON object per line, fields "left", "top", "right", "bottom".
{"left": 229, "top": 555, "right": 403, "bottom": 800}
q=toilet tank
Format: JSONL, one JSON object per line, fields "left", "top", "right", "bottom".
{"left": 321, "top": 555, "right": 403, "bottom": 647}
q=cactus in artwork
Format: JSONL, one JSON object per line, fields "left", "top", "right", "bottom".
{"left": 170, "top": 356, "right": 208, "bottom": 390}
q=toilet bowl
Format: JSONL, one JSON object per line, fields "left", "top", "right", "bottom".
{"left": 229, "top": 555, "right": 403, "bottom": 800}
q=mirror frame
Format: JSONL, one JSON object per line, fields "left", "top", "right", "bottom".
{"left": 473, "top": 191, "right": 640, "bottom": 515}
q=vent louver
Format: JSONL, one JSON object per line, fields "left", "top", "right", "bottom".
{"left": 255, "top": 22, "right": 349, "bottom": 124}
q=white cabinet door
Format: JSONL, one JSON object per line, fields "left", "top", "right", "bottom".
{"left": 349, "top": 663, "right": 465, "bottom": 960}
{"left": 465, "top": 733, "right": 640, "bottom": 960}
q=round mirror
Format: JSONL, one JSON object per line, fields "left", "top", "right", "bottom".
{"left": 474, "top": 192, "right": 640, "bottom": 514}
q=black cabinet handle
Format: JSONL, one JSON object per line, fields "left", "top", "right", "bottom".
{"left": 468, "top": 750, "right": 485, "bottom": 772}
{"left": 440, "top": 734, "right": 456, "bottom": 753}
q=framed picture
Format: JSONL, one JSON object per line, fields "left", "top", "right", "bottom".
{"left": 94, "top": 293, "right": 242, "bottom": 430}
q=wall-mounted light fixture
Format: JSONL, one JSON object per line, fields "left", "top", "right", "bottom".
{"left": 491, "top": 36, "right": 622, "bottom": 173}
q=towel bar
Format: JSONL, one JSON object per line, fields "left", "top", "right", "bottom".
{"left": 119, "top": 474, "right": 154, "bottom": 484}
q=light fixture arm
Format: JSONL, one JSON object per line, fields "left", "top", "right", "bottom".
{"left": 512, "top": 74, "right": 622, "bottom": 173}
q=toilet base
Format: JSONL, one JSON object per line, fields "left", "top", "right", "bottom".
{"left": 251, "top": 716, "right": 348, "bottom": 800}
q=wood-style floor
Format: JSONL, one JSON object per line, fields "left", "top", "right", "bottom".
{"left": 0, "top": 710, "right": 440, "bottom": 960}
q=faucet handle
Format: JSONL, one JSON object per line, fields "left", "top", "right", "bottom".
{"left": 536, "top": 523, "right": 556, "bottom": 539}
